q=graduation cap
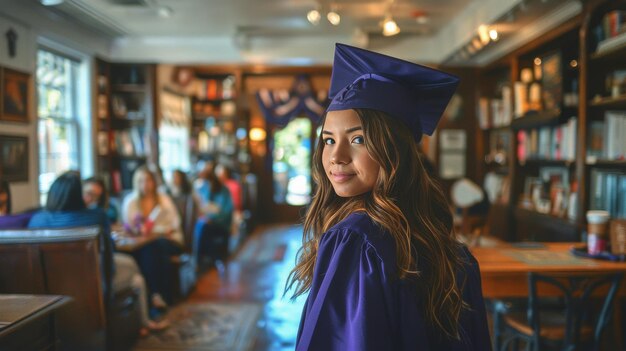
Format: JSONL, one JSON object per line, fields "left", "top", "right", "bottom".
{"left": 327, "top": 43, "right": 460, "bottom": 140}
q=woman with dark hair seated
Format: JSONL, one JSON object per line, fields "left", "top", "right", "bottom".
{"left": 28, "top": 171, "right": 168, "bottom": 334}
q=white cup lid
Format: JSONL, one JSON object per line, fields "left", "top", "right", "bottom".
{"left": 586, "top": 210, "right": 610, "bottom": 224}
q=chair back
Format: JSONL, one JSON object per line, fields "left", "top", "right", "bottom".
{"left": 0, "top": 226, "right": 108, "bottom": 351}
{"left": 527, "top": 272, "right": 623, "bottom": 351}
{"left": 172, "top": 193, "right": 199, "bottom": 253}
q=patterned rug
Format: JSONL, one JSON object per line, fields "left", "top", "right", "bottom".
{"left": 134, "top": 302, "right": 263, "bottom": 351}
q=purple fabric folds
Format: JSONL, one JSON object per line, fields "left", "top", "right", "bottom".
{"left": 296, "top": 212, "right": 492, "bottom": 351}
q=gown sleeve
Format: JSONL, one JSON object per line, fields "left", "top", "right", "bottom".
{"left": 296, "top": 228, "right": 396, "bottom": 351}
{"left": 455, "top": 247, "right": 492, "bottom": 351}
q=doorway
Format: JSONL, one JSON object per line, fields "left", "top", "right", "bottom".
{"left": 270, "top": 117, "right": 316, "bottom": 222}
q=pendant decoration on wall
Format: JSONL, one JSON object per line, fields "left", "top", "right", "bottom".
{"left": 256, "top": 75, "right": 328, "bottom": 128}
{"left": 5, "top": 29, "right": 17, "bottom": 58}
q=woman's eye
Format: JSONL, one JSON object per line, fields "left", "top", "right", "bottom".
{"left": 323, "top": 138, "right": 335, "bottom": 145}
{"left": 352, "top": 136, "right": 364, "bottom": 144}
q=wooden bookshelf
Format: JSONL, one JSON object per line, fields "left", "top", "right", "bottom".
{"left": 94, "top": 59, "right": 156, "bottom": 195}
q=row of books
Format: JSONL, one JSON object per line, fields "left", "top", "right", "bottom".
{"left": 590, "top": 169, "right": 626, "bottom": 219}
{"left": 587, "top": 111, "right": 626, "bottom": 161}
{"left": 195, "top": 76, "right": 236, "bottom": 101}
{"left": 516, "top": 117, "right": 577, "bottom": 162}
{"left": 478, "top": 88, "right": 512, "bottom": 129}
{"left": 97, "top": 127, "right": 146, "bottom": 157}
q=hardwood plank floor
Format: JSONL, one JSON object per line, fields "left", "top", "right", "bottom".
{"left": 188, "top": 224, "right": 306, "bottom": 351}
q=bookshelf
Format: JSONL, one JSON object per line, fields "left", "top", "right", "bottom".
{"left": 188, "top": 69, "right": 249, "bottom": 173}
{"left": 95, "top": 59, "right": 156, "bottom": 195}
{"left": 476, "top": 18, "right": 583, "bottom": 242}
{"left": 475, "top": 0, "right": 626, "bottom": 242}
{"left": 580, "top": 0, "right": 626, "bottom": 223}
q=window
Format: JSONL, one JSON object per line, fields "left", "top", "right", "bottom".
{"left": 159, "top": 91, "right": 191, "bottom": 175}
{"left": 36, "top": 49, "right": 81, "bottom": 204}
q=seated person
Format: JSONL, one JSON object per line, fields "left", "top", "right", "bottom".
{"left": 194, "top": 162, "right": 234, "bottom": 268}
{"left": 83, "top": 176, "right": 119, "bottom": 224}
{"left": 0, "top": 179, "right": 37, "bottom": 228}
{"left": 215, "top": 165, "right": 242, "bottom": 213}
{"left": 169, "top": 169, "right": 198, "bottom": 213}
{"left": 121, "top": 165, "right": 183, "bottom": 306}
{"left": 28, "top": 171, "right": 167, "bottom": 334}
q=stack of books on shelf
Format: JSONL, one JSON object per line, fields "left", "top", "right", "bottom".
{"left": 587, "top": 111, "right": 626, "bottom": 162}
{"left": 516, "top": 117, "right": 577, "bottom": 162}
{"left": 100, "top": 127, "right": 145, "bottom": 157}
{"left": 594, "top": 10, "right": 626, "bottom": 54}
{"left": 478, "top": 87, "right": 512, "bottom": 129}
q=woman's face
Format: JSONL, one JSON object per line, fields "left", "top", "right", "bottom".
{"left": 82, "top": 182, "right": 103, "bottom": 208}
{"left": 138, "top": 172, "right": 156, "bottom": 196}
{"left": 322, "top": 109, "right": 380, "bottom": 197}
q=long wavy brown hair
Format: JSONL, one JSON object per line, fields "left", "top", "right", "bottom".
{"left": 286, "top": 108, "right": 466, "bottom": 339}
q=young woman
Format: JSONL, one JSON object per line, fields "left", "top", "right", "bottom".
{"left": 121, "top": 165, "right": 183, "bottom": 306}
{"left": 287, "top": 44, "right": 491, "bottom": 350}
{"left": 193, "top": 162, "right": 234, "bottom": 268}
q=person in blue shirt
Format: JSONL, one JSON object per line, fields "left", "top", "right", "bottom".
{"left": 194, "top": 162, "right": 234, "bottom": 270}
{"left": 286, "top": 44, "right": 491, "bottom": 351}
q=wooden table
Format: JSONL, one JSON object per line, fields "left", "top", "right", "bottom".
{"left": 471, "top": 242, "right": 626, "bottom": 298}
{"left": 0, "top": 294, "right": 71, "bottom": 351}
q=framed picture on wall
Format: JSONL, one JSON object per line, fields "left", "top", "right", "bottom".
{"left": 0, "top": 134, "right": 29, "bottom": 182}
{"left": 1, "top": 67, "right": 30, "bottom": 123}
{"left": 541, "top": 51, "right": 562, "bottom": 112}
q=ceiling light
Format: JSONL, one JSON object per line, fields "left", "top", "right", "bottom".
{"left": 157, "top": 6, "right": 173, "bottom": 18}
{"left": 307, "top": 9, "right": 321, "bottom": 25}
{"left": 382, "top": 17, "right": 400, "bottom": 36}
{"left": 478, "top": 25, "right": 490, "bottom": 44}
{"left": 40, "top": 0, "right": 64, "bottom": 5}
{"left": 489, "top": 29, "right": 499, "bottom": 41}
{"left": 534, "top": 57, "right": 542, "bottom": 65}
{"left": 327, "top": 11, "right": 341, "bottom": 26}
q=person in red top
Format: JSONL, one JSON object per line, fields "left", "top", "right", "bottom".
{"left": 215, "top": 164, "right": 242, "bottom": 212}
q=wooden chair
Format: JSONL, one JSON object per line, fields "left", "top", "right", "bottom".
{"left": 496, "top": 272, "right": 623, "bottom": 351}
{"left": 171, "top": 193, "right": 199, "bottom": 302}
{"left": 0, "top": 226, "right": 142, "bottom": 351}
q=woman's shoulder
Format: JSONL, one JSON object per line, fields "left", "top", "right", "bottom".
{"left": 323, "top": 212, "right": 394, "bottom": 258}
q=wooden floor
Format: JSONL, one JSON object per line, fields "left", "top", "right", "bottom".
{"left": 188, "top": 223, "right": 306, "bottom": 351}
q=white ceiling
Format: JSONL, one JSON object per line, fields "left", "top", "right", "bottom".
{"left": 18, "top": 0, "right": 583, "bottom": 65}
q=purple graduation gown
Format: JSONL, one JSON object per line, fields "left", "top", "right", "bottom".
{"left": 296, "top": 212, "right": 492, "bottom": 351}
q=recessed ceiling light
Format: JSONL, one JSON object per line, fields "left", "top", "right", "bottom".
{"left": 327, "top": 11, "right": 341, "bottom": 26}
{"left": 307, "top": 9, "right": 321, "bottom": 25}
{"left": 382, "top": 17, "right": 400, "bottom": 36}
{"left": 489, "top": 29, "right": 499, "bottom": 41}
